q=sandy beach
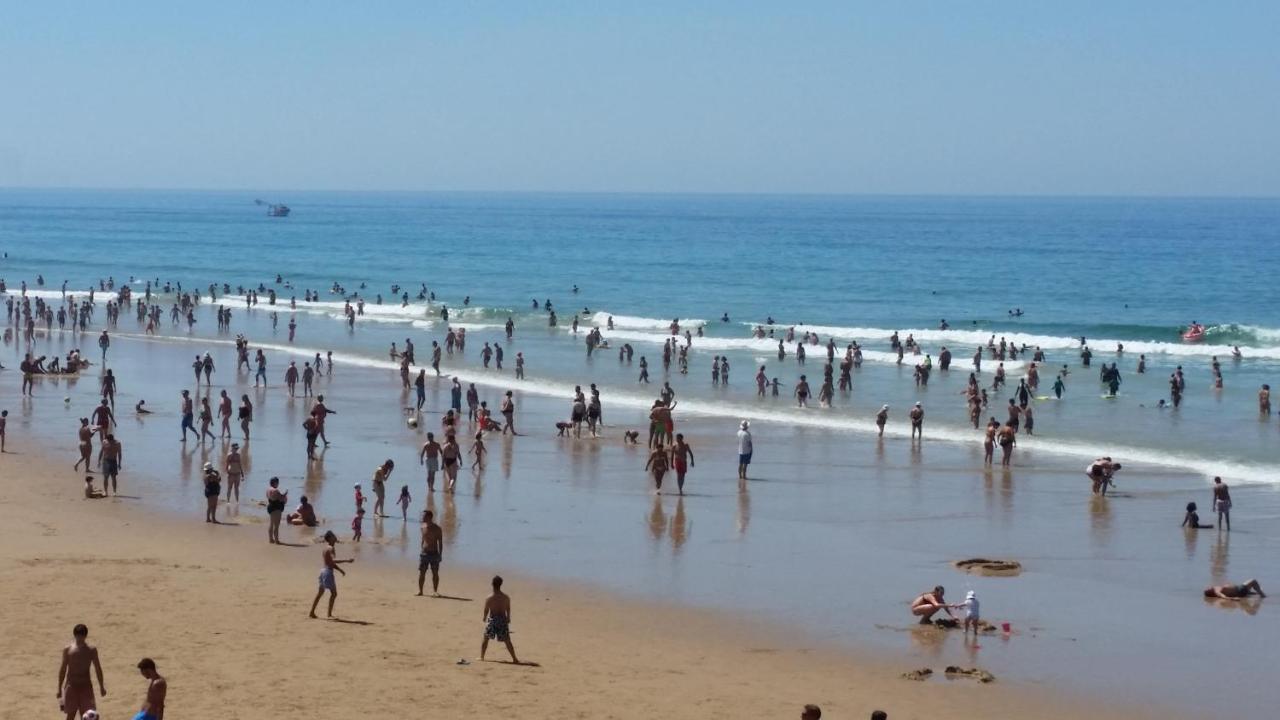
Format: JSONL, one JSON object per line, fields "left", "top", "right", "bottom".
{"left": 1, "top": 425, "right": 1183, "bottom": 720}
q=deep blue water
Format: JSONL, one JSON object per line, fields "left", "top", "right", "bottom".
{"left": 3, "top": 190, "right": 1279, "bottom": 334}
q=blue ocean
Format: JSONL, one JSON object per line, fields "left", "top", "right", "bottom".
{"left": 2, "top": 189, "right": 1279, "bottom": 479}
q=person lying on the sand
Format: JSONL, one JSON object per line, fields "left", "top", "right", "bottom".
{"left": 1204, "top": 579, "right": 1265, "bottom": 600}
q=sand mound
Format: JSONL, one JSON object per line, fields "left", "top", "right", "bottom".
{"left": 953, "top": 558, "right": 1023, "bottom": 577}
{"left": 901, "top": 668, "right": 933, "bottom": 681}
{"left": 945, "top": 666, "right": 996, "bottom": 683}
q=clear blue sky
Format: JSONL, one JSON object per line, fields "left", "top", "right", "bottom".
{"left": 2, "top": 1, "right": 1277, "bottom": 195}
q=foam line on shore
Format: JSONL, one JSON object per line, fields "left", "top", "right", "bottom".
{"left": 107, "top": 330, "right": 1276, "bottom": 486}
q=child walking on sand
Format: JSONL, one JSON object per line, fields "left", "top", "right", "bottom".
{"left": 351, "top": 507, "right": 365, "bottom": 542}
{"left": 470, "top": 431, "right": 486, "bottom": 470}
{"left": 397, "top": 485, "right": 412, "bottom": 521}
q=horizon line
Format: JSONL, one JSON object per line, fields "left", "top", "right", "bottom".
{"left": 1, "top": 185, "right": 1278, "bottom": 201}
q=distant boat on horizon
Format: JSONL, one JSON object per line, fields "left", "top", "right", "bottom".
{"left": 254, "top": 198, "right": 291, "bottom": 217}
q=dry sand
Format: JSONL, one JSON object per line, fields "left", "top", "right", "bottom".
{"left": 0, "top": 438, "right": 1178, "bottom": 720}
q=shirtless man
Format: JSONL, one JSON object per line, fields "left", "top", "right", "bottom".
{"left": 309, "top": 530, "right": 353, "bottom": 619}
{"left": 311, "top": 395, "right": 335, "bottom": 446}
{"left": 1260, "top": 384, "right": 1272, "bottom": 415}
{"left": 218, "top": 390, "right": 233, "bottom": 438}
{"left": 57, "top": 624, "right": 105, "bottom": 720}
{"left": 908, "top": 402, "right": 924, "bottom": 440}
{"left": 419, "top": 432, "right": 442, "bottom": 492}
{"left": 670, "top": 433, "right": 695, "bottom": 495}
{"left": 179, "top": 390, "right": 195, "bottom": 442}
{"left": 417, "top": 510, "right": 444, "bottom": 596}
{"left": 284, "top": 361, "right": 299, "bottom": 396}
{"left": 481, "top": 575, "right": 519, "bottom": 663}
{"left": 1204, "top": 579, "right": 1265, "bottom": 600}
{"left": 98, "top": 434, "right": 123, "bottom": 495}
{"left": 134, "top": 658, "right": 166, "bottom": 720}
{"left": 1212, "top": 476, "right": 1232, "bottom": 531}
{"left": 911, "top": 585, "right": 955, "bottom": 624}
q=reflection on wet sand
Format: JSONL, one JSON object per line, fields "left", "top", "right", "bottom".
{"left": 648, "top": 495, "right": 667, "bottom": 541}
{"left": 1088, "top": 495, "right": 1112, "bottom": 549}
{"left": 736, "top": 481, "right": 750, "bottom": 537}
{"left": 908, "top": 623, "right": 947, "bottom": 659}
{"left": 1204, "top": 597, "right": 1261, "bottom": 616}
{"left": 1182, "top": 527, "right": 1200, "bottom": 561}
{"left": 646, "top": 495, "right": 691, "bottom": 551}
{"left": 670, "top": 496, "right": 689, "bottom": 552}
{"left": 425, "top": 492, "right": 459, "bottom": 548}
{"left": 500, "top": 435, "right": 514, "bottom": 479}
{"left": 1210, "top": 531, "right": 1230, "bottom": 582}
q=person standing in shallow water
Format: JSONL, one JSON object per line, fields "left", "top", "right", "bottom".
{"left": 1212, "top": 476, "right": 1232, "bottom": 531}
{"left": 670, "top": 433, "right": 695, "bottom": 495}
{"left": 645, "top": 440, "right": 669, "bottom": 494}
{"left": 908, "top": 402, "right": 924, "bottom": 440}
{"left": 736, "top": 420, "right": 753, "bottom": 480}
{"left": 266, "top": 476, "right": 288, "bottom": 544}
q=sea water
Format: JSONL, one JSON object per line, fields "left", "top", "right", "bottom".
{"left": 2, "top": 189, "right": 1278, "bottom": 481}
{"left": 2, "top": 190, "right": 1279, "bottom": 715}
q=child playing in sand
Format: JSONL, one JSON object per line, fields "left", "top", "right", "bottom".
{"left": 397, "top": 485, "right": 412, "bottom": 521}
{"left": 352, "top": 507, "right": 365, "bottom": 542}
{"left": 84, "top": 476, "right": 106, "bottom": 499}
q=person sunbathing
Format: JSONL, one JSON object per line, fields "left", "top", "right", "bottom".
{"left": 1204, "top": 579, "right": 1265, "bottom": 600}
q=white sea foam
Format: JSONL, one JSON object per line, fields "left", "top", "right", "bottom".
{"left": 588, "top": 311, "right": 705, "bottom": 331}
{"left": 733, "top": 322, "right": 1280, "bottom": 362}
{"left": 581, "top": 327, "right": 1028, "bottom": 371}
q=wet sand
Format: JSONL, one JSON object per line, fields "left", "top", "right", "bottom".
{"left": 1, "top": 321, "right": 1273, "bottom": 716}
{"left": 2, "top": 433, "right": 1177, "bottom": 720}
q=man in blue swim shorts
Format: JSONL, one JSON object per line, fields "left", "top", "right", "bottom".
{"left": 736, "top": 420, "right": 753, "bottom": 480}
{"left": 309, "top": 531, "right": 353, "bottom": 619}
{"left": 132, "top": 657, "right": 166, "bottom": 720}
